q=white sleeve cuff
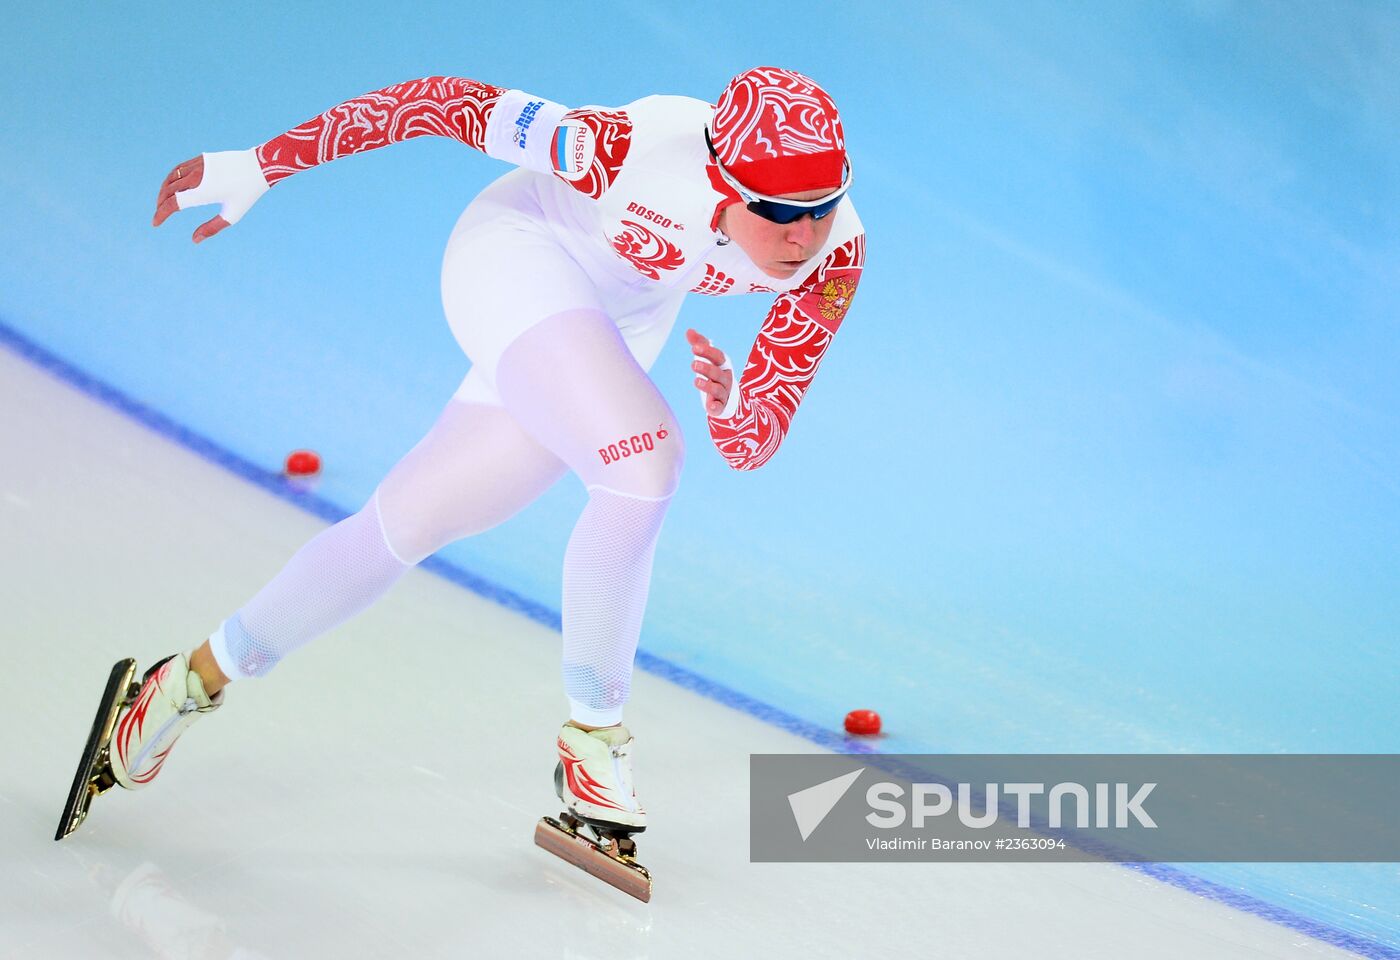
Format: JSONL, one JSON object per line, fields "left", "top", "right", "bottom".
{"left": 482, "top": 89, "right": 570, "bottom": 174}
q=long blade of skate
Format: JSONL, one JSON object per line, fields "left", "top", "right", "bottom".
{"left": 534, "top": 816, "right": 653, "bottom": 903}
{"left": 55, "top": 659, "right": 137, "bottom": 841}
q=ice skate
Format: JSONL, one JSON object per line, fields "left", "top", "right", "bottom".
{"left": 534, "top": 723, "right": 653, "bottom": 902}
{"left": 55, "top": 654, "right": 222, "bottom": 840}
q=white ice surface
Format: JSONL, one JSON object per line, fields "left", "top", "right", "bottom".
{"left": 0, "top": 347, "right": 1360, "bottom": 959}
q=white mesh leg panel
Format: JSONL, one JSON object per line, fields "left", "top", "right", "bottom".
{"left": 561, "top": 488, "right": 671, "bottom": 726}
{"left": 215, "top": 497, "right": 409, "bottom": 679}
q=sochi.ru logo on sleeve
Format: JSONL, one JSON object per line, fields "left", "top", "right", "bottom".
{"left": 787, "top": 768, "right": 1157, "bottom": 841}
{"left": 512, "top": 100, "right": 545, "bottom": 148}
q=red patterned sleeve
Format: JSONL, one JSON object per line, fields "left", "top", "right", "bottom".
{"left": 708, "top": 234, "right": 866, "bottom": 470}
{"left": 255, "top": 76, "right": 507, "bottom": 184}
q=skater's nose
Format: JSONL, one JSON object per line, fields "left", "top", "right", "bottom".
{"left": 784, "top": 214, "right": 817, "bottom": 249}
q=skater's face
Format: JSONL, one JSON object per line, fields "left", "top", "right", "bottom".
{"left": 720, "top": 189, "right": 839, "bottom": 280}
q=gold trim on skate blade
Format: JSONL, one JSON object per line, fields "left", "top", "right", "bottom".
{"left": 535, "top": 813, "right": 652, "bottom": 903}
{"left": 55, "top": 659, "right": 138, "bottom": 841}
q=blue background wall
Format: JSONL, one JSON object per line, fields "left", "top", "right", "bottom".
{"left": 3, "top": 0, "right": 1396, "bottom": 947}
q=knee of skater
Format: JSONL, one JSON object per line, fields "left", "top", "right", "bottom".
{"left": 587, "top": 428, "right": 684, "bottom": 500}
{"left": 371, "top": 489, "right": 437, "bottom": 566}
{"left": 375, "top": 513, "right": 436, "bottom": 566}
{"left": 639, "top": 433, "right": 684, "bottom": 498}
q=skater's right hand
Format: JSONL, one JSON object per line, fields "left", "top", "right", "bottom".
{"left": 685, "top": 327, "right": 737, "bottom": 418}
{"left": 153, "top": 149, "right": 270, "bottom": 244}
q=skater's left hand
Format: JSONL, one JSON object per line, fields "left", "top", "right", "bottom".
{"left": 685, "top": 328, "right": 734, "bottom": 416}
{"left": 154, "top": 155, "right": 232, "bottom": 243}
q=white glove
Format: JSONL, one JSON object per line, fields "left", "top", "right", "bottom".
{"left": 175, "top": 149, "right": 269, "bottom": 225}
{"left": 702, "top": 351, "right": 742, "bottom": 420}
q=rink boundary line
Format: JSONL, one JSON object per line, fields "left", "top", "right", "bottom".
{"left": 2, "top": 320, "right": 1393, "bottom": 960}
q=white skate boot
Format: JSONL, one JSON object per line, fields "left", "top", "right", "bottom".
{"left": 536, "top": 723, "right": 653, "bottom": 901}
{"left": 110, "top": 654, "right": 223, "bottom": 790}
{"left": 555, "top": 723, "right": 647, "bottom": 832}
{"left": 55, "top": 653, "right": 224, "bottom": 840}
